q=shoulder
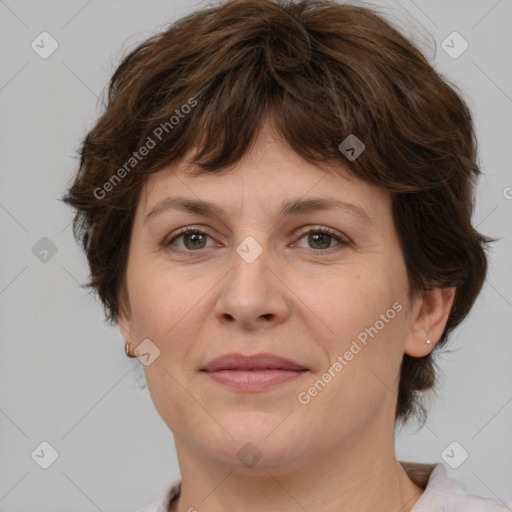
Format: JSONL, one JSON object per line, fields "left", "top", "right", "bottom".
{"left": 402, "top": 461, "right": 511, "bottom": 512}
{"left": 134, "top": 479, "right": 181, "bottom": 512}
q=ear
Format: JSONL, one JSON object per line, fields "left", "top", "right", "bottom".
{"left": 118, "top": 280, "right": 134, "bottom": 347}
{"left": 404, "top": 287, "right": 456, "bottom": 357}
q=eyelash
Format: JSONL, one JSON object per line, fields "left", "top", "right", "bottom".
{"left": 163, "top": 226, "right": 349, "bottom": 253}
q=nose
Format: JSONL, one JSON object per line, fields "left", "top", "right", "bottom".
{"left": 214, "top": 239, "right": 290, "bottom": 331}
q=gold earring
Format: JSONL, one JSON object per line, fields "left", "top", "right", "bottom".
{"left": 125, "top": 340, "right": 136, "bottom": 358}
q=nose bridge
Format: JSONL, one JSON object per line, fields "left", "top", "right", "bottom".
{"left": 215, "top": 232, "right": 288, "bottom": 328}
{"left": 229, "top": 233, "right": 272, "bottom": 303}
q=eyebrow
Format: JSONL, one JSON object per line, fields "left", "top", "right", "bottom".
{"left": 144, "top": 196, "right": 373, "bottom": 225}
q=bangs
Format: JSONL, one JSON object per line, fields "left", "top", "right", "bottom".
{"left": 103, "top": 0, "right": 437, "bottom": 192}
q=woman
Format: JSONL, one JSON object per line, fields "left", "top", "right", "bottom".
{"left": 62, "top": 1, "right": 508, "bottom": 510}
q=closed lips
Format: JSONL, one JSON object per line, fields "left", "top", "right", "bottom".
{"left": 201, "top": 353, "right": 308, "bottom": 372}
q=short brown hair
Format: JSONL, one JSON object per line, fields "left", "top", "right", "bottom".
{"left": 61, "top": 0, "right": 493, "bottom": 425}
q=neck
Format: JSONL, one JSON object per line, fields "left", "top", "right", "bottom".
{"left": 171, "top": 418, "right": 424, "bottom": 512}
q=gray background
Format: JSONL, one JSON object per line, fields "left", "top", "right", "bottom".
{"left": 1, "top": 0, "right": 511, "bottom": 510}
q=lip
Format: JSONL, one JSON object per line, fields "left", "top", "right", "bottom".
{"left": 200, "top": 353, "right": 309, "bottom": 392}
{"left": 201, "top": 353, "right": 308, "bottom": 372}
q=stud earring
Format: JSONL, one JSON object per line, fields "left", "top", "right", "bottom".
{"left": 426, "top": 339, "right": 431, "bottom": 345}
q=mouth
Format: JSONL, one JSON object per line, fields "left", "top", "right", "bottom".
{"left": 200, "top": 353, "right": 309, "bottom": 392}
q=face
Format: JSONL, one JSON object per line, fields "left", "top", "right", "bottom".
{"left": 119, "top": 125, "right": 437, "bottom": 473}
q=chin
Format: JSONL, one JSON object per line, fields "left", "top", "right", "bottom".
{"left": 199, "top": 420, "right": 309, "bottom": 471}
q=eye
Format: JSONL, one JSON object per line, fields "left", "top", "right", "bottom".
{"left": 292, "top": 226, "right": 348, "bottom": 252}
{"left": 163, "top": 225, "right": 349, "bottom": 253}
{"left": 164, "top": 227, "right": 215, "bottom": 251}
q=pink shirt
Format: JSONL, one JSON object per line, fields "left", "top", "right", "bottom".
{"left": 136, "top": 461, "right": 511, "bottom": 511}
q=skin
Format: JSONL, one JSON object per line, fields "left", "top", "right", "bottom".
{"left": 119, "top": 123, "right": 456, "bottom": 512}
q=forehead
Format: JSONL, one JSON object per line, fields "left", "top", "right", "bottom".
{"left": 137, "top": 130, "right": 390, "bottom": 223}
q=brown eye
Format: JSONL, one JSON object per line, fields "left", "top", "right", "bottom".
{"left": 294, "top": 227, "right": 348, "bottom": 252}
{"left": 182, "top": 231, "right": 207, "bottom": 250}
{"left": 307, "top": 232, "right": 332, "bottom": 250}
{"left": 165, "top": 228, "right": 214, "bottom": 251}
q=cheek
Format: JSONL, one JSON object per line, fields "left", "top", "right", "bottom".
{"left": 130, "top": 268, "right": 207, "bottom": 429}
{"left": 142, "top": 364, "right": 198, "bottom": 437}
{"left": 300, "top": 295, "right": 407, "bottom": 435}
{"left": 309, "top": 263, "right": 408, "bottom": 385}
{"left": 127, "top": 256, "right": 207, "bottom": 341}
{"left": 305, "top": 265, "right": 396, "bottom": 340}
